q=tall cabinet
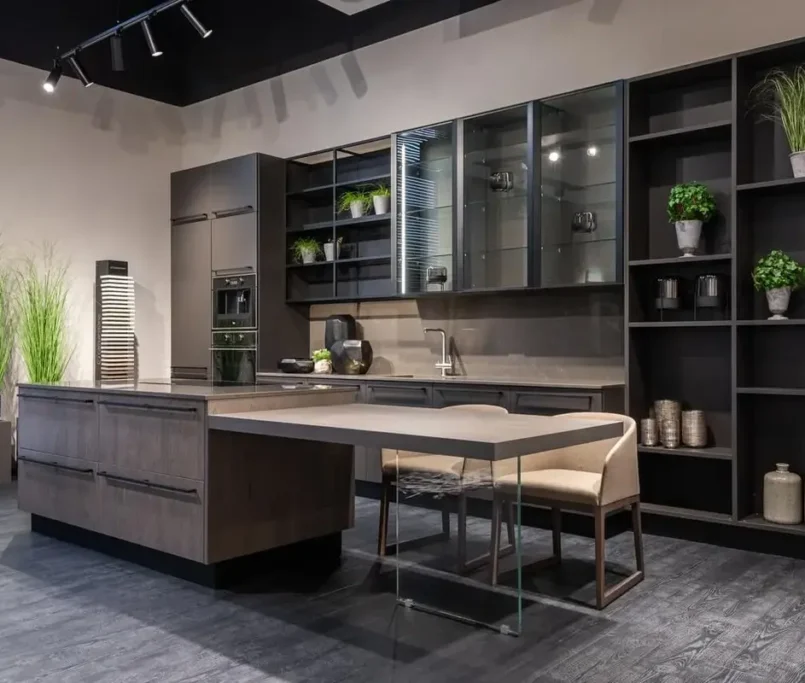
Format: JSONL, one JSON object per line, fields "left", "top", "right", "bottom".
{"left": 171, "top": 154, "right": 308, "bottom": 379}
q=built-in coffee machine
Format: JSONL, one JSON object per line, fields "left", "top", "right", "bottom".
{"left": 211, "top": 273, "right": 257, "bottom": 383}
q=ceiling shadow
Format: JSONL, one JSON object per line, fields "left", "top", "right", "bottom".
{"left": 588, "top": 0, "right": 624, "bottom": 24}
{"left": 448, "top": 0, "right": 584, "bottom": 40}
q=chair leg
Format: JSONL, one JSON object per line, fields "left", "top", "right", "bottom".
{"left": 633, "top": 501, "right": 645, "bottom": 573}
{"left": 457, "top": 492, "right": 468, "bottom": 571}
{"left": 489, "top": 496, "right": 502, "bottom": 586}
{"left": 441, "top": 496, "right": 451, "bottom": 539}
{"left": 551, "top": 507, "right": 562, "bottom": 561}
{"left": 377, "top": 476, "right": 391, "bottom": 557}
{"left": 594, "top": 506, "right": 606, "bottom": 610}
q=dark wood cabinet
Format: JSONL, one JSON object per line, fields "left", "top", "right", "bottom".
{"left": 170, "top": 167, "right": 209, "bottom": 222}
{"left": 510, "top": 390, "right": 595, "bottom": 415}
{"left": 365, "top": 383, "right": 432, "bottom": 407}
{"left": 433, "top": 385, "right": 508, "bottom": 409}
{"left": 211, "top": 213, "right": 257, "bottom": 274}
{"left": 209, "top": 156, "right": 258, "bottom": 215}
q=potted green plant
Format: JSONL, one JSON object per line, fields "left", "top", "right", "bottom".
{"left": 312, "top": 348, "right": 332, "bottom": 374}
{"left": 291, "top": 237, "right": 320, "bottom": 264}
{"left": 752, "top": 250, "right": 805, "bottom": 320}
{"left": 338, "top": 189, "right": 371, "bottom": 219}
{"left": 667, "top": 182, "right": 717, "bottom": 257}
{"left": 751, "top": 66, "right": 805, "bottom": 177}
{"left": 323, "top": 236, "right": 343, "bottom": 262}
{"left": 370, "top": 184, "right": 390, "bottom": 216}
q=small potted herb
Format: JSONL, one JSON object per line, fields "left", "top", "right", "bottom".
{"left": 312, "top": 348, "right": 332, "bottom": 374}
{"left": 370, "top": 184, "right": 390, "bottom": 215}
{"left": 667, "top": 182, "right": 717, "bottom": 257}
{"left": 753, "top": 250, "right": 805, "bottom": 320}
{"left": 751, "top": 66, "right": 805, "bottom": 177}
{"left": 323, "top": 236, "right": 343, "bottom": 262}
{"left": 338, "top": 189, "right": 371, "bottom": 219}
{"left": 291, "top": 237, "right": 320, "bottom": 264}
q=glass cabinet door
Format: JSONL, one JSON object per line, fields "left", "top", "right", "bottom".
{"left": 462, "top": 105, "right": 530, "bottom": 290}
{"left": 540, "top": 84, "right": 620, "bottom": 287}
{"left": 395, "top": 123, "right": 455, "bottom": 295}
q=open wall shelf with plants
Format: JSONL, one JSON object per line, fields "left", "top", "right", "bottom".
{"left": 627, "top": 39, "right": 805, "bottom": 538}
{"left": 285, "top": 139, "right": 393, "bottom": 303}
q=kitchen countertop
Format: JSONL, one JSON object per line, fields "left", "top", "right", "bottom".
{"left": 256, "top": 372, "right": 624, "bottom": 390}
{"left": 18, "top": 380, "right": 357, "bottom": 401}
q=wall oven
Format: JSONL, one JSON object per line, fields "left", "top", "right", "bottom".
{"left": 211, "top": 331, "right": 256, "bottom": 385}
{"left": 212, "top": 273, "right": 256, "bottom": 330}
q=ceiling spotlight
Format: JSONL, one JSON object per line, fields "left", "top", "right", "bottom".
{"left": 67, "top": 55, "right": 93, "bottom": 87}
{"left": 111, "top": 33, "right": 125, "bottom": 72}
{"left": 587, "top": 146, "right": 599, "bottom": 157}
{"left": 42, "top": 61, "right": 62, "bottom": 93}
{"left": 141, "top": 19, "right": 162, "bottom": 57}
{"left": 180, "top": 4, "right": 212, "bottom": 38}
{"left": 548, "top": 150, "right": 561, "bottom": 163}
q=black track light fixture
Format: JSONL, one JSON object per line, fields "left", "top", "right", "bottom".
{"left": 111, "top": 33, "right": 125, "bottom": 71}
{"left": 42, "top": 60, "right": 62, "bottom": 93}
{"left": 180, "top": 3, "right": 212, "bottom": 38}
{"left": 67, "top": 55, "right": 93, "bottom": 87}
{"left": 141, "top": 19, "right": 162, "bottom": 57}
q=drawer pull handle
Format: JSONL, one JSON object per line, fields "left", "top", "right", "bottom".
{"left": 98, "top": 471, "right": 198, "bottom": 496}
{"left": 18, "top": 456, "right": 94, "bottom": 475}
{"left": 99, "top": 401, "right": 197, "bottom": 414}
{"left": 212, "top": 205, "right": 254, "bottom": 218}
{"left": 171, "top": 213, "right": 209, "bottom": 225}
{"left": 23, "top": 395, "right": 94, "bottom": 405}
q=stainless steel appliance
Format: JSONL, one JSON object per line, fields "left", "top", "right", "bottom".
{"left": 211, "top": 331, "right": 256, "bottom": 384}
{"left": 213, "top": 273, "right": 256, "bottom": 330}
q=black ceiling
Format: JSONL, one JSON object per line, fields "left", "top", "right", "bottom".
{"left": 1, "top": 0, "right": 502, "bottom": 106}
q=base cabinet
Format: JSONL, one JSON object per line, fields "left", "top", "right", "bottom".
{"left": 17, "top": 391, "right": 98, "bottom": 460}
{"left": 97, "top": 465, "right": 204, "bottom": 562}
{"left": 17, "top": 451, "right": 99, "bottom": 531}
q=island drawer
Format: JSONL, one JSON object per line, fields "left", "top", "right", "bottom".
{"left": 18, "top": 391, "right": 98, "bottom": 461}
{"left": 432, "top": 385, "right": 508, "bottom": 409}
{"left": 510, "top": 391, "right": 595, "bottom": 415}
{"left": 96, "top": 464, "right": 204, "bottom": 562}
{"left": 97, "top": 396, "right": 205, "bottom": 480}
{"left": 17, "top": 449, "right": 99, "bottom": 531}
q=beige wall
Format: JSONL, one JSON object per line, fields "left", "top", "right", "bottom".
{"left": 0, "top": 59, "right": 182, "bottom": 388}
{"left": 181, "top": 0, "right": 805, "bottom": 166}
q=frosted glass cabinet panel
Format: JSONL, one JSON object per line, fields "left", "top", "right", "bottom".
{"left": 540, "top": 85, "right": 620, "bottom": 287}
{"left": 462, "top": 105, "right": 530, "bottom": 290}
{"left": 395, "top": 123, "right": 456, "bottom": 295}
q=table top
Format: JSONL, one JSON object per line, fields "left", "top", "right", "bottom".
{"left": 208, "top": 403, "right": 623, "bottom": 461}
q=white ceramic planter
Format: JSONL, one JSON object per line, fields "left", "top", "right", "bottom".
{"left": 314, "top": 359, "right": 332, "bottom": 374}
{"left": 766, "top": 286, "right": 791, "bottom": 320}
{"left": 350, "top": 201, "right": 365, "bottom": 219}
{"left": 675, "top": 220, "right": 703, "bottom": 257}
{"left": 372, "top": 195, "right": 390, "bottom": 215}
{"left": 300, "top": 249, "right": 317, "bottom": 264}
{"left": 323, "top": 242, "right": 341, "bottom": 262}
{"left": 791, "top": 151, "right": 805, "bottom": 178}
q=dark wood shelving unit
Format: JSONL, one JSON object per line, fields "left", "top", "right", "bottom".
{"left": 285, "top": 139, "right": 394, "bottom": 302}
{"left": 627, "top": 39, "right": 805, "bottom": 533}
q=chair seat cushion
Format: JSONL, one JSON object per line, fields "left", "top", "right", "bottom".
{"left": 383, "top": 454, "right": 464, "bottom": 478}
{"left": 496, "top": 469, "right": 602, "bottom": 505}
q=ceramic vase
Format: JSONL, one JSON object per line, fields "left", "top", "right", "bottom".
{"left": 764, "top": 463, "right": 803, "bottom": 525}
{"left": 323, "top": 242, "right": 340, "bottom": 262}
{"left": 790, "top": 151, "right": 805, "bottom": 178}
{"left": 372, "top": 195, "right": 390, "bottom": 215}
{"left": 675, "top": 220, "right": 703, "bottom": 257}
{"left": 313, "top": 359, "right": 332, "bottom": 374}
{"left": 300, "top": 249, "right": 317, "bottom": 264}
{"left": 766, "top": 287, "right": 791, "bottom": 320}
{"left": 350, "top": 201, "right": 365, "bottom": 219}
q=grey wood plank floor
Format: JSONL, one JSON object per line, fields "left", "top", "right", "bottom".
{"left": 1, "top": 483, "right": 804, "bottom": 682}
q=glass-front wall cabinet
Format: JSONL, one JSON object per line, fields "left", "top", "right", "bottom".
{"left": 395, "top": 122, "right": 455, "bottom": 295}
{"left": 462, "top": 105, "right": 530, "bottom": 290}
{"left": 540, "top": 84, "right": 620, "bottom": 287}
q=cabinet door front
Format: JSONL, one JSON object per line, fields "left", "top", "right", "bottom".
{"left": 511, "top": 390, "right": 593, "bottom": 415}
{"left": 97, "top": 465, "right": 203, "bottom": 562}
{"left": 171, "top": 221, "right": 212, "bottom": 377}
{"left": 17, "top": 451, "right": 99, "bottom": 530}
{"left": 433, "top": 385, "right": 508, "bottom": 409}
{"left": 209, "top": 156, "right": 257, "bottom": 215}
{"left": 211, "top": 213, "right": 258, "bottom": 274}
{"left": 18, "top": 391, "right": 98, "bottom": 460}
{"left": 365, "top": 383, "right": 432, "bottom": 407}
{"left": 98, "top": 397, "right": 205, "bottom": 480}
{"left": 171, "top": 167, "right": 209, "bottom": 221}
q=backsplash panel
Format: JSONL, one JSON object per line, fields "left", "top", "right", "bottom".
{"left": 309, "top": 291, "right": 624, "bottom": 384}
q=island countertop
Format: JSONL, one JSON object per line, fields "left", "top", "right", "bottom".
{"left": 17, "top": 379, "right": 356, "bottom": 401}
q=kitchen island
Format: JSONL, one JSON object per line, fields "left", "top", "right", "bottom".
{"left": 17, "top": 381, "right": 357, "bottom": 586}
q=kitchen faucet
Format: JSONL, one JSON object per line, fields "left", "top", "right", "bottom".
{"left": 424, "top": 327, "right": 453, "bottom": 378}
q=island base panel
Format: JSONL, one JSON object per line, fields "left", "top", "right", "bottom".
{"left": 30, "top": 515, "right": 342, "bottom": 589}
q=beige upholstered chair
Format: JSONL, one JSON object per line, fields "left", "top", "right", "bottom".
{"left": 489, "top": 412, "right": 643, "bottom": 609}
{"left": 378, "top": 404, "right": 514, "bottom": 572}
